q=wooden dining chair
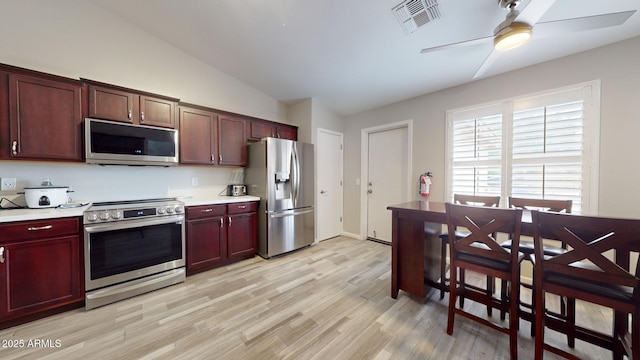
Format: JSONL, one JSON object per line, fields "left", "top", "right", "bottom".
{"left": 435, "top": 194, "right": 500, "bottom": 303}
{"left": 500, "top": 197, "right": 572, "bottom": 333}
{"left": 445, "top": 203, "right": 523, "bottom": 360}
{"left": 532, "top": 211, "right": 639, "bottom": 360}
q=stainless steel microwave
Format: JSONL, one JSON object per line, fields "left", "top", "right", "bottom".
{"left": 85, "top": 118, "right": 179, "bottom": 166}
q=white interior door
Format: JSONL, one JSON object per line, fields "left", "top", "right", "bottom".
{"left": 366, "top": 127, "right": 408, "bottom": 243}
{"left": 317, "top": 129, "right": 343, "bottom": 241}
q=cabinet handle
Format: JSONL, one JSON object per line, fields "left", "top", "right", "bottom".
{"left": 201, "top": 208, "right": 213, "bottom": 213}
{"left": 128, "top": 110, "right": 132, "bottom": 120}
{"left": 219, "top": 217, "right": 223, "bottom": 227}
{"left": 219, "top": 154, "right": 223, "bottom": 163}
{"left": 238, "top": 205, "right": 246, "bottom": 209}
{"left": 27, "top": 225, "right": 53, "bottom": 231}
{"left": 211, "top": 154, "right": 215, "bottom": 163}
{"left": 0, "top": 247, "right": 4, "bottom": 263}
{"left": 140, "top": 111, "right": 145, "bottom": 122}
{"left": 228, "top": 216, "right": 232, "bottom": 226}
{"left": 11, "top": 140, "right": 17, "bottom": 156}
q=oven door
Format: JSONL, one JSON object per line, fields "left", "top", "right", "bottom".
{"left": 84, "top": 215, "right": 185, "bottom": 292}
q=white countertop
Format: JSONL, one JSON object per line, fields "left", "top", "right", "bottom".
{"left": 0, "top": 196, "right": 261, "bottom": 223}
{"left": 179, "top": 195, "right": 261, "bottom": 207}
{"left": 0, "top": 204, "right": 92, "bottom": 223}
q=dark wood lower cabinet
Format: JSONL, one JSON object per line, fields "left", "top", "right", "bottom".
{"left": 186, "top": 202, "right": 258, "bottom": 275}
{"left": 0, "top": 218, "right": 83, "bottom": 325}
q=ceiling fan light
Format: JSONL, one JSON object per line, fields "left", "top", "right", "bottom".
{"left": 494, "top": 23, "right": 532, "bottom": 51}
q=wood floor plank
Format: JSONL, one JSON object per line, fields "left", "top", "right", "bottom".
{"left": 0, "top": 236, "right": 616, "bottom": 360}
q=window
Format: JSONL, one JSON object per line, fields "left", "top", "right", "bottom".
{"left": 446, "top": 82, "right": 600, "bottom": 214}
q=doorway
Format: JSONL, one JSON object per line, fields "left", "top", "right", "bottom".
{"left": 317, "top": 128, "right": 344, "bottom": 241}
{"left": 361, "top": 120, "right": 412, "bottom": 243}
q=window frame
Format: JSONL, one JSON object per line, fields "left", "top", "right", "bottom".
{"left": 445, "top": 81, "right": 600, "bottom": 214}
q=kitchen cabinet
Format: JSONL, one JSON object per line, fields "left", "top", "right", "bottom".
{"left": 185, "top": 201, "right": 258, "bottom": 275}
{"left": 0, "top": 217, "right": 83, "bottom": 323}
{"left": 186, "top": 205, "right": 226, "bottom": 274}
{"left": 217, "top": 114, "right": 247, "bottom": 166}
{"left": 249, "top": 120, "right": 297, "bottom": 141}
{"left": 227, "top": 201, "right": 258, "bottom": 260}
{"left": 85, "top": 80, "right": 178, "bottom": 128}
{"left": 0, "top": 69, "right": 84, "bottom": 161}
{"left": 179, "top": 105, "right": 247, "bottom": 166}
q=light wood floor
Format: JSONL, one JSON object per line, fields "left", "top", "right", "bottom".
{"left": 0, "top": 236, "right": 615, "bottom": 359}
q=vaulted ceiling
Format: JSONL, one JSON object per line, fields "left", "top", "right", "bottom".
{"left": 88, "top": 0, "right": 640, "bottom": 116}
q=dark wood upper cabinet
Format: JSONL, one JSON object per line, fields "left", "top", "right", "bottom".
{"left": 85, "top": 80, "right": 178, "bottom": 128}
{"left": 4, "top": 72, "right": 83, "bottom": 161}
{"left": 179, "top": 106, "right": 217, "bottom": 165}
{"left": 249, "top": 120, "right": 297, "bottom": 141}
{"left": 179, "top": 105, "right": 247, "bottom": 167}
{"left": 218, "top": 114, "right": 247, "bottom": 166}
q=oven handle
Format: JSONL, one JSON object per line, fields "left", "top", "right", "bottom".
{"left": 84, "top": 215, "right": 184, "bottom": 233}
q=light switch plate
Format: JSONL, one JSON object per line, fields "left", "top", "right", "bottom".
{"left": 1, "top": 177, "right": 17, "bottom": 191}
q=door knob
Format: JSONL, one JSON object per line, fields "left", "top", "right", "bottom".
{"left": 320, "top": 190, "right": 327, "bottom": 194}
{"left": 367, "top": 189, "right": 373, "bottom": 194}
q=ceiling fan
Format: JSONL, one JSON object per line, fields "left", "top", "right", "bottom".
{"left": 420, "top": 0, "right": 636, "bottom": 79}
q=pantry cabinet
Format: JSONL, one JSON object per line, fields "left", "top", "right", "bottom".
{"left": 0, "top": 68, "right": 84, "bottom": 161}
{"left": 179, "top": 105, "right": 247, "bottom": 166}
{"left": 0, "top": 217, "right": 83, "bottom": 323}
{"left": 85, "top": 80, "right": 178, "bottom": 128}
{"left": 185, "top": 201, "right": 258, "bottom": 275}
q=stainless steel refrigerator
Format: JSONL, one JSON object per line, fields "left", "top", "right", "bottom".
{"left": 245, "top": 138, "right": 315, "bottom": 258}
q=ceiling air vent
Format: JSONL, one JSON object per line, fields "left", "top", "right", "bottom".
{"left": 392, "top": 0, "right": 441, "bottom": 34}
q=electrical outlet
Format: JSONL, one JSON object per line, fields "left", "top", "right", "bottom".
{"left": 1, "top": 177, "right": 17, "bottom": 191}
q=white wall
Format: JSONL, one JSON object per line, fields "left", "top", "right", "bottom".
{"left": 0, "top": 0, "right": 288, "bottom": 202}
{"left": 342, "top": 36, "right": 640, "bottom": 235}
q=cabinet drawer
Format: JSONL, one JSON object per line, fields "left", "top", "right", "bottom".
{"left": 227, "top": 202, "right": 259, "bottom": 214}
{"left": 186, "top": 205, "right": 225, "bottom": 220}
{"left": 0, "top": 217, "right": 80, "bottom": 242}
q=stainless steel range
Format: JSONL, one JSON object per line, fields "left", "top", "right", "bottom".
{"left": 83, "top": 198, "right": 186, "bottom": 309}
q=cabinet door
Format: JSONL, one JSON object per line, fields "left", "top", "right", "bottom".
{"left": 277, "top": 125, "right": 298, "bottom": 140}
{"left": 179, "top": 107, "right": 217, "bottom": 165}
{"left": 218, "top": 115, "right": 247, "bottom": 166}
{"left": 88, "top": 84, "right": 138, "bottom": 124}
{"left": 140, "top": 95, "right": 176, "bottom": 128}
{"left": 186, "top": 216, "right": 226, "bottom": 272}
{"left": 0, "top": 235, "right": 82, "bottom": 320}
{"left": 250, "top": 121, "right": 276, "bottom": 140}
{"left": 8, "top": 74, "right": 83, "bottom": 161}
{"left": 227, "top": 212, "right": 257, "bottom": 259}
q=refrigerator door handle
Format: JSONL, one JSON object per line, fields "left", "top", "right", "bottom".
{"left": 292, "top": 143, "right": 301, "bottom": 207}
{"left": 269, "top": 207, "right": 314, "bottom": 218}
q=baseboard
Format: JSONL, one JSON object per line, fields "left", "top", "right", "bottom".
{"left": 341, "top": 231, "right": 362, "bottom": 240}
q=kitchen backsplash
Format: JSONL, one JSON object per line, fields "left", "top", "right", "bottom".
{"left": 0, "top": 160, "right": 244, "bottom": 206}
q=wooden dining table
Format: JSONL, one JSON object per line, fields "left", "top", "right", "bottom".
{"left": 386, "top": 200, "right": 533, "bottom": 299}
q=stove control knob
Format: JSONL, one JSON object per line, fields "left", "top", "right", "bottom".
{"left": 166, "top": 206, "right": 175, "bottom": 214}
{"left": 86, "top": 213, "right": 98, "bottom": 222}
{"left": 157, "top": 207, "right": 166, "bottom": 214}
{"left": 99, "top": 212, "right": 111, "bottom": 221}
{"left": 174, "top": 206, "right": 184, "bottom": 214}
{"left": 111, "top": 210, "right": 122, "bottom": 219}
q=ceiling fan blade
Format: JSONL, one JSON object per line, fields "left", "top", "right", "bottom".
{"left": 515, "top": 0, "right": 557, "bottom": 25}
{"left": 420, "top": 35, "right": 493, "bottom": 54}
{"left": 472, "top": 49, "right": 501, "bottom": 79}
{"left": 533, "top": 10, "right": 636, "bottom": 39}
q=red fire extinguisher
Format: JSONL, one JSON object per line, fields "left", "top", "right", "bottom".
{"left": 419, "top": 172, "right": 432, "bottom": 198}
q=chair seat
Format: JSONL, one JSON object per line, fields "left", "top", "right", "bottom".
{"left": 501, "top": 239, "right": 566, "bottom": 256}
{"left": 545, "top": 261, "right": 635, "bottom": 303}
{"left": 439, "top": 230, "right": 470, "bottom": 241}
{"left": 458, "top": 243, "right": 525, "bottom": 272}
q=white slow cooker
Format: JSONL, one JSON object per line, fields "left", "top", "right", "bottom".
{"left": 22, "top": 186, "right": 71, "bottom": 208}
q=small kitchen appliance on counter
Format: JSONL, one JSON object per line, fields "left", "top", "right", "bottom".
{"left": 21, "top": 180, "right": 73, "bottom": 208}
{"left": 227, "top": 184, "right": 247, "bottom": 196}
